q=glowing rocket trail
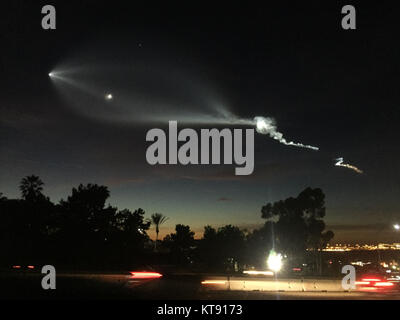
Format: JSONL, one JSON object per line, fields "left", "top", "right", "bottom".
{"left": 48, "top": 67, "right": 366, "bottom": 176}
{"left": 48, "top": 68, "right": 319, "bottom": 152}
{"left": 335, "top": 157, "right": 363, "bottom": 174}
{"left": 253, "top": 116, "right": 319, "bottom": 151}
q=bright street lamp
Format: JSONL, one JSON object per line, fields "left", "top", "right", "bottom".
{"left": 267, "top": 250, "right": 283, "bottom": 273}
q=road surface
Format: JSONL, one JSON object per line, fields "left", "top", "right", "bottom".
{"left": 1, "top": 272, "right": 400, "bottom": 300}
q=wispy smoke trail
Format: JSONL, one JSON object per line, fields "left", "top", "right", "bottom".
{"left": 253, "top": 116, "right": 319, "bottom": 151}
{"left": 335, "top": 157, "right": 363, "bottom": 174}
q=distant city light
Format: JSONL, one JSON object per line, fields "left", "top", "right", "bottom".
{"left": 267, "top": 250, "right": 283, "bottom": 272}
{"left": 324, "top": 242, "right": 400, "bottom": 251}
{"left": 351, "top": 261, "right": 372, "bottom": 267}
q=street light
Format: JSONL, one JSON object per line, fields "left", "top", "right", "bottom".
{"left": 394, "top": 224, "right": 400, "bottom": 231}
{"left": 267, "top": 250, "right": 283, "bottom": 273}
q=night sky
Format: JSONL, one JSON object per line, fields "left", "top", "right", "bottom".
{"left": 1, "top": 1, "right": 400, "bottom": 243}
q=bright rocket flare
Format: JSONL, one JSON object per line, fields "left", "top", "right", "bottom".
{"left": 254, "top": 116, "right": 319, "bottom": 151}
{"left": 335, "top": 157, "right": 363, "bottom": 174}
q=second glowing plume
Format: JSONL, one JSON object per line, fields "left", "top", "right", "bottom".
{"left": 253, "top": 117, "right": 319, "bottom": 151}
{"left": 335, "top": 157, "right": 363, "bottom": 174}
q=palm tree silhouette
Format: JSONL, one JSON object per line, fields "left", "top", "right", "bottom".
{"left": 151, "top": 213, "right": 168, "bottom": 251}
{"left": 19, "top": 175, "right": 44, "bottom": 201}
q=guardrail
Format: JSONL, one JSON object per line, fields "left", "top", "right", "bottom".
{"left": 201, "top": 276, "right": 347, "bottom": 292}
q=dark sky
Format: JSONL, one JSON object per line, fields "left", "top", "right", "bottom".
{"left": 1, "top": 1, "right": 400, "bottom": 242}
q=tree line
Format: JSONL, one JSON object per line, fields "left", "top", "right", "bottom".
{"left": 0, "top": 175, "right": 334, "bottom": 274}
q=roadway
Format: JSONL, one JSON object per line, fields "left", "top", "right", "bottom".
{"left": 1, "top": 272, "right": 400, "bottom": 300}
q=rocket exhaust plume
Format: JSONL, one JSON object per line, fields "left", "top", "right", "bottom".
{"left": 335, "top": 157, "right": 363, "bottom": 174}
{"left": 253, "top": 116, "right": 319, "bottom": 151}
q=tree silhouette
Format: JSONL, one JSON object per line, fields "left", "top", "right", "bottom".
{"left": 113, "top": 208, "right": 151, "bottom": 265}
{"left": 1, "top": 178, "right": 160, "bottom": 268}
{"left": 151, "top": 213, "right": 168, "bottom": 251}
{"left": 2, "top": 176, "right": 54, "bottom": 264}
{"left": 163, "top": 224, "right": 195, "bottom": 265}
{"left": 19, "top": 175, "right": 44, "bottom": 201}
{"left": 198, "top": 225, "right": 246, "bottom": 272}
{"left": 55, "top": 183, "right": 115, "bottom": 266}
{"left": 261, "top": 187, "right": 334, "bottom": 273}
{"left": 0, "top": 177, "right": 336, "bottom": 274}
{"left": 245, "top": 221, "right": 274, "bottom": 269}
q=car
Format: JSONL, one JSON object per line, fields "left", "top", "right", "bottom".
{"left": 11, "top": 265, "right": 37, "bottom": 272}
{"left": 355, "top": 271, "right": 399, "bottom": 292}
